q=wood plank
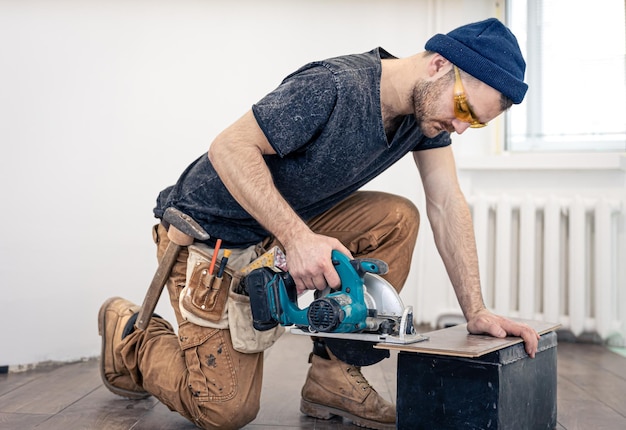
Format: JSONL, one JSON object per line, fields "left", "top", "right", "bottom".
{"left": 0, "top": 412, "right": 50, "bottom": 428}
{"left": 36, "top": 385, "right": 158, "bottom": 430}
{"left": 376, "top": 319, "right": 560, "bottom": 357}
{"left": 557, "top": 342, "right": 626, "bottom": 417}
{"left": 556, "top": 377, "right": 626, "bottom": 430}
{"left": 0, "top": 364, "right": 63, "bottom": 397}
{"left": 559, "top": 341, "right": 626, "bottom": 378}
{"left": 0, "top": 359, "right": 101, "bottom": 414}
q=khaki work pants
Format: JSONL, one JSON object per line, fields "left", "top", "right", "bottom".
{"left": 119, "top": 191, "right": 420, "bottom": 430}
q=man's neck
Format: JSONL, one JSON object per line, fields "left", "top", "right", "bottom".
{"left": 380, "top": 54, "right": 425, "bottom": 117}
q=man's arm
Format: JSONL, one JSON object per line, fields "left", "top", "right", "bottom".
{"left": 208, "top": 110, "right": 352, "bottom": 293}
{"left": 413, "top": 146, "right": 540, "bottom": 357}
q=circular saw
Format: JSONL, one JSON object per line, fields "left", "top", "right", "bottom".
{"left": 243, "top": 250, "right": 428, "bottom": 365}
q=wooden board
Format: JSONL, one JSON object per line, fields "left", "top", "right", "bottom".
{"left": 376, "top": 319, "right": 561, "bottom": 358}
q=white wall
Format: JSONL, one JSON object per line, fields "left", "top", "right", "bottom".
{"left": 0, "top": 0, "right": 504, "bottom": 367}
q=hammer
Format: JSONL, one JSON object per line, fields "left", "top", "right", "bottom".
{"left": 135, "top": 207, "right": 209, "bottom": 331}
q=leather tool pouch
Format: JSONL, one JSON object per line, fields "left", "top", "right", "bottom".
{"left": 180, "top": 244, "right": 284, "bottom": 353}
{"left": 180, "top": 245, "right": 232, "bottom": 328}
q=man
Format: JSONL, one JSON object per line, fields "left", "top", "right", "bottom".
{"left": 99, "top": 18, "right": 540, "bottom": 430}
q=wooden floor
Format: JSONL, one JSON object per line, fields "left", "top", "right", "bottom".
{"left": 1, "top": 333, "right": 626, "bottom": 429}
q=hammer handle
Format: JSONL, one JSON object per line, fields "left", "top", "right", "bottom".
{"left": 135, "top": 207, "right": 209, "bottom": 331}
{"left": 135, "top": 225, "right": 194, "bottom": 331}
{"left": 135, "top": 242, "right": 180, "bottom": 330}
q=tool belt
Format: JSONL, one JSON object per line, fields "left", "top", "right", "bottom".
{"left": 179, "top": 243, "right": 284, "bottom": 353}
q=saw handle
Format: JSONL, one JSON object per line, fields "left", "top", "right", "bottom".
{"left": 279, "top": 271, "right": 297, "bottom": 301}
{"left": 349, "top": 258, "right": 389, "bottom": 277}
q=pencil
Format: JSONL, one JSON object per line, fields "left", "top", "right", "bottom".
{"left": 208, "top": 238, "right": 222, "bottom": 275}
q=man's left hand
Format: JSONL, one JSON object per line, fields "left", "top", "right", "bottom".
{"left": 466, "top": 309, "right": 541, "bottom": 358}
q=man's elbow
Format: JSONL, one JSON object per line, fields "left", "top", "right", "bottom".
{"left": 208, "top": 135, "right": 227, "bottom": 165}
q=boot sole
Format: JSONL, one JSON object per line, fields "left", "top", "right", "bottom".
{"left": 98, "top": 297, "right": 150, "bottom": 400}
{"left": 300, "top": 398, "right": 395, "bottom": 430}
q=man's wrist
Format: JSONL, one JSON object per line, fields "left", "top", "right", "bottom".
{"left": 463, "top": 303, "right": 488, "bottom": 321}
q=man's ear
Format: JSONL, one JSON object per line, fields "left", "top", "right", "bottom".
{"left": 426, "top": 53, "right": 452, "bottom": 77}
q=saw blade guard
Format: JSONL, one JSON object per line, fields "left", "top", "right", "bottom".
{"left": 362, "top": 273, "right": 406, "bottom": 318}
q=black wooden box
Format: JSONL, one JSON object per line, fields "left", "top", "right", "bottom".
{"left": 396, "top": 331, "right": 557, "bottom": 430}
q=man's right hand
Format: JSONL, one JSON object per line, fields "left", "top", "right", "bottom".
{"left": 282, "top": 232, "right": 353, "bottom": 294}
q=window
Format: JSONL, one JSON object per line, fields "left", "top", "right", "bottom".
{"left": 506, "top": 0, "right": 626, "bottom": 152}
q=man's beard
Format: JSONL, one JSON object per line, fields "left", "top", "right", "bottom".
{"left": 412, "top": 73, "right": 453, "bottom": 137}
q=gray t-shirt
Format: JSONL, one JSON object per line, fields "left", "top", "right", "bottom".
{"left": 154, "top": 47, "right": 451, "bottom": 247}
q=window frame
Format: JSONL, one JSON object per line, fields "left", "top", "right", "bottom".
{"left": 504, "top": 0, "right": 626, "bottom": 153}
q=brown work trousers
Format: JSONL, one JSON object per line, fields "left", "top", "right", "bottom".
{"left": 119, "top": 191, "right": 419, "bottom": 430}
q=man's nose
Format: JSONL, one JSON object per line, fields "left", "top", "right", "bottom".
{"left": 452, "top": 119, "right": 472, "bottom": 135}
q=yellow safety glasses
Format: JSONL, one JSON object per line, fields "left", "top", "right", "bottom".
{"left": 453, "top": 65, "right": 487, "bottom": 128}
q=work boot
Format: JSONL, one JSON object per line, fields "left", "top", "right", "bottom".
{"left": 300, "top": 343, "right": 395, "bottom": 430}
{"left": 98, "top": 297, "right": 150, "bottom": 400}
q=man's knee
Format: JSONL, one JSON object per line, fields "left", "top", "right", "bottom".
{"left": 179, "top": 326, "right": 264, "bottom": 430}
{"left": 388, "top": 193, "right": 420, "bottom": 230}
{"left": 359, "top": 191, "right": 419, "bottom": 225}
{"left": 371, "top": 192, "right": 420, "bottom": 243}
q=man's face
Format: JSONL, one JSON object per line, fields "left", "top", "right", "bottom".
{"left": 412, "top": 68, "right": 503, "bottom": 138}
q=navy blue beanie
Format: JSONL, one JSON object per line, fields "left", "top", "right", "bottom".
{"left": 425, "top": 18, "right": 528, "bottom": 104}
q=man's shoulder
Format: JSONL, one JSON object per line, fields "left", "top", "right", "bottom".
{"left": 320, "top": 47, "right": 394, "bottom": 73}
{"left": 284, "top": 47, "right": 390, "bottom": 80}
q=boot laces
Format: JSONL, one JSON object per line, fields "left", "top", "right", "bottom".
{"left": 346, "top": 365, "right": 372, "bottom": 391}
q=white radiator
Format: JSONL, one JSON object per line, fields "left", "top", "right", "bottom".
{"left": 468, "top": 194, "right": 623, "bottom": 341}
